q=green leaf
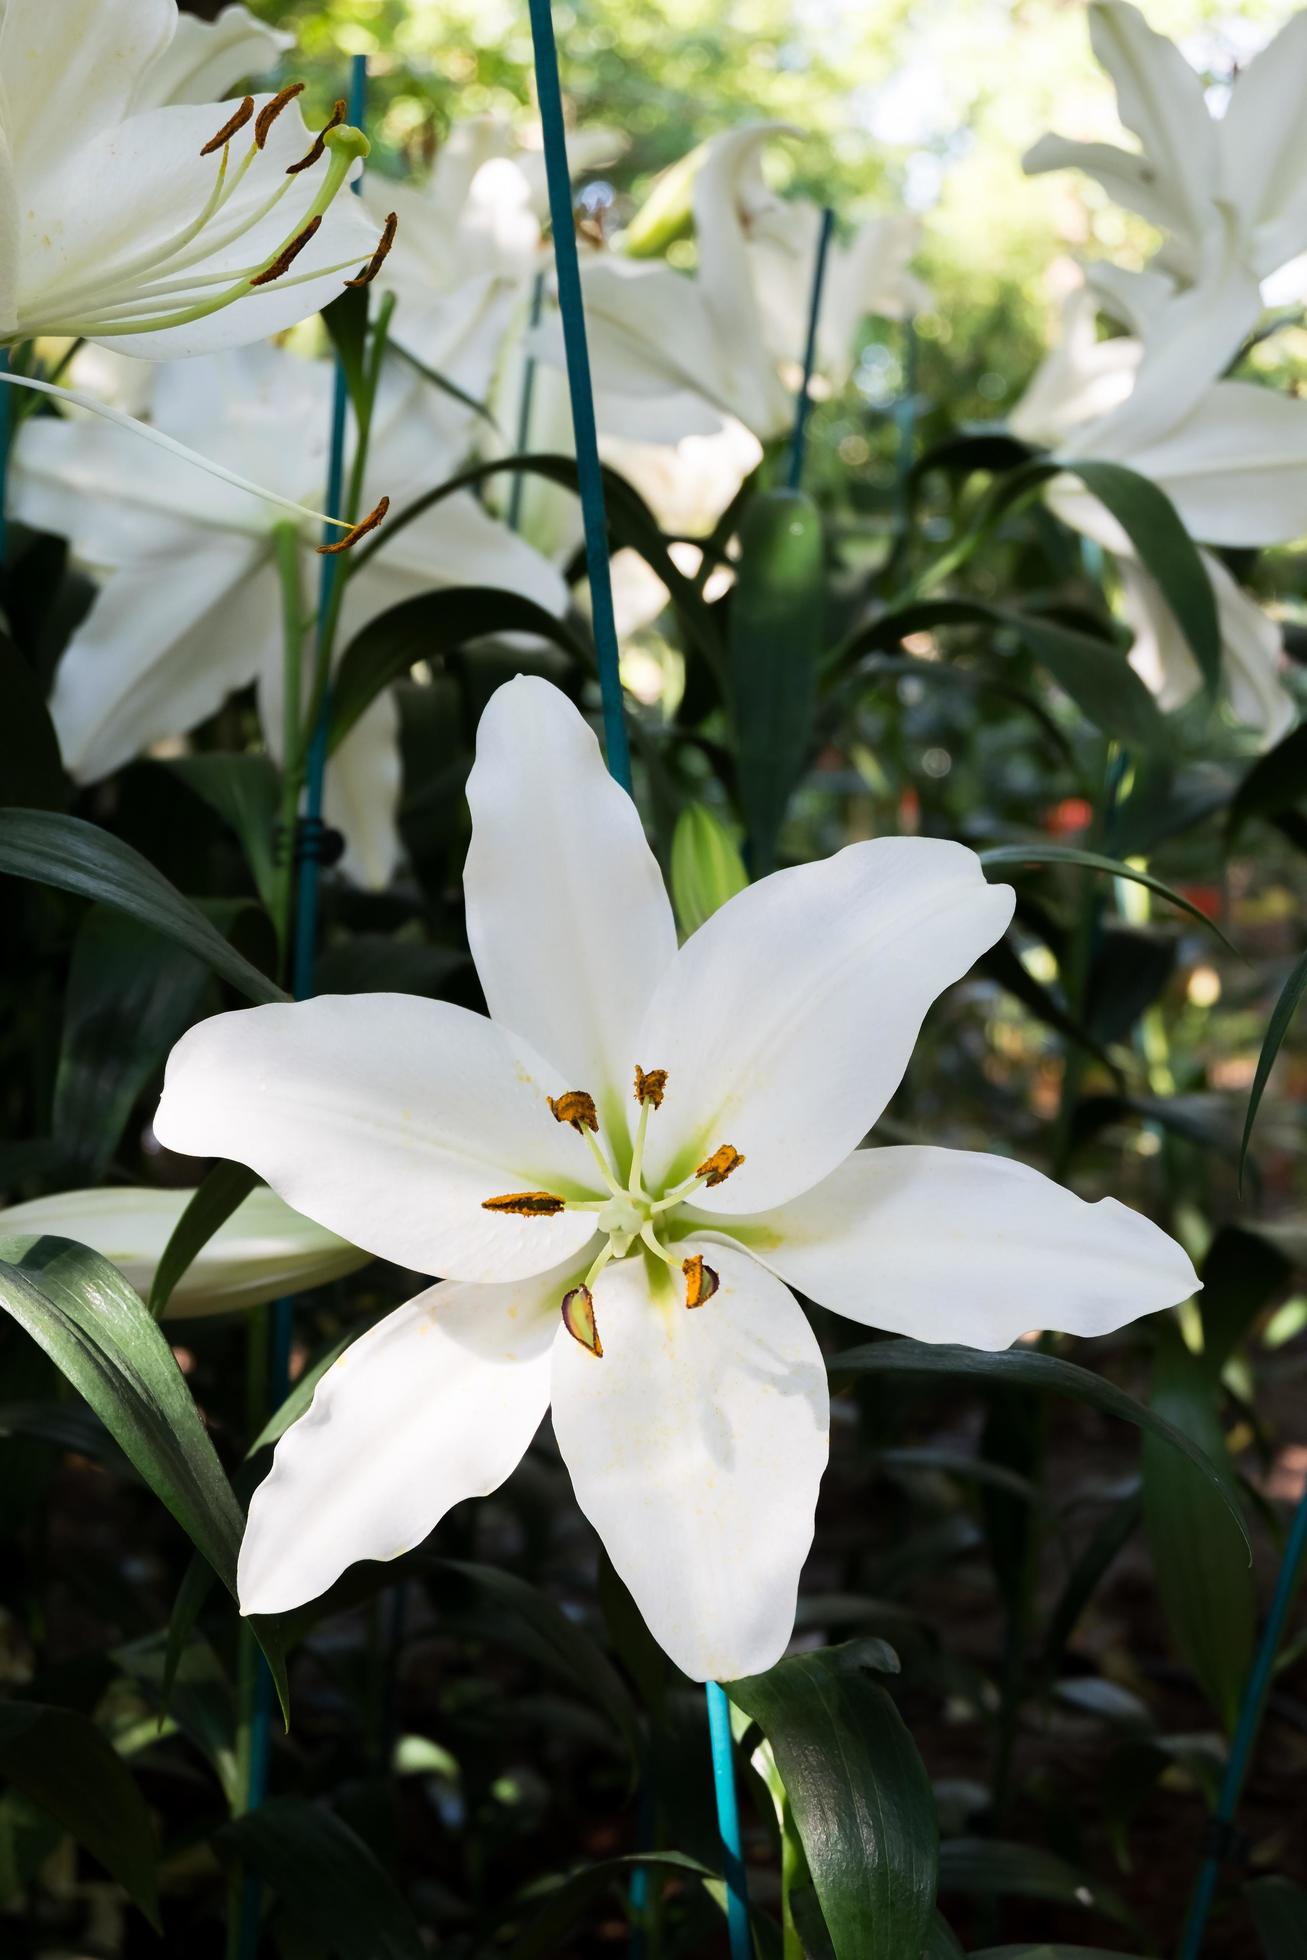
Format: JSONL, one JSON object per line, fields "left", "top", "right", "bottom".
{"left": 147, "top": 1160, "right": 260, "bottom": 1321}
{"left": 164, "top": 753, "right": 282, "bottom": 917}
{"left": 980, "top": 843, "right": 1237, "bottom": 953}
{"left": 0, "top": 632, "right": 64, "bottom": 810}
{"left": 730, "top": 1645, "right": 938, "bottom": 1960}
{"left": 321, "top": 284, "right": 370, "bottom": 424}
{"left": 938, "top": 1838, "right": 1135, "bottom": 1927}
{"left": 971, "top": 1949, "right": 1153, "bottom": 1958}
{"left": 1196, "top": 1226, "right": 1292, "bottom": 1381}
{"left": 0, "top": 809, "right": 287, "bottom": 1005}
{"left": 54, "top": 906, "right": 210, "bottom": 1179}
{"left": 0, "top": 1234, "right": 287, "bottom": 1715}
{"left": 1239, "top": 945, "right": 1307, "bottom": 1185}
{"left": 1228, "top": 722, "right": 1307, "bottom": 839}
{"left": 496, "top": 1851, "right": 717, "bottom": 1960}
{"left": 729, "top": 488, "right": 825, "bottom": 873}
{"left": 1057, "top": 457, "right": 1220, "bottom": 691}
{"left": 1245, "top": 1875, "right": 1307, "bottom": 1958}
{"left": 1039, "top": 1491, "right": 1140, "bottom": 1680}
{"left": 829, "top": 1341, "right": 1250, "bottom": 1552}
{"left": 217, "top": 1797, "right": 426, "bottom": 1960}
{"left": 669, "top": 801, "right": 749, "bottom": 935}
{"left": 328, "top": 587, "right": 594, "bottom": 753}
{"left": 0, "top": 1701, "right": 159, "bottom": 1927}
{"left": 1141, "top": 1333, "right": 1254, "bottom": 1730}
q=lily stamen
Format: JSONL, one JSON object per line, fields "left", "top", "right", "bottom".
{"left": 255, "top": 82, "right": 307, "bottom": 149}
{"left": 201, "top": 97, "right": 255, "bottom": 157}
{"left": 696, "top": 1144, "right": 745, "bottom": 1187}
{"left": 480, "top": 1191, "right": 567, "bottom": 1216}
{"left": 561, "top": 1281, "right": 603, "bottom": 1356}
{"left": 249, "top": 215, "right": 322, "bottom": 287}
{"left": 347, "top": 211, "right": 399, "bottom": 288}
{"left": 682, "top": 1254, "right": 720, "bottom": 1309}
{"left": 547, "top": 1090, "right": 599, "bottom": 1133}
{"left": 288, "top": 98, "right": 346, "bottom": 175}
{"left": 628, "top": 1063, "right": 668, "bottom": 1196}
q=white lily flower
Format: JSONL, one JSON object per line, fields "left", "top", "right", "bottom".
{"left": 1011, "top": 282, "right": 1297, "bottom": 740}
{"left": 535, "top": 123, "right": 928, "bottom": 444}
{"left": 153, "top": 678, "right": 1197, "bottom": 1681}
{"left": 12, "top": 343, "right": 568, "bottom": 887}
{"left": 129, "top": 4, "right": 293, "bottom": 111}
{"left": 1025, "top": 1, "right": 1307, "bottom": 294}
{"left": 0, "top": 1184, "right": 366, "bottom": 1319}
{"left": 0, "top": 0, "right": 383, "bottom": 358}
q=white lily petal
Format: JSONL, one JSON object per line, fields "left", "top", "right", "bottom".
{"left": 551, "top": 1242, "right": 827, "bottom": 1682}
{"left": 1009, "top": 288, "right": 1140, "bottom": 449}
{"left": 638, "top": 839, "right": 1014, "bottom": 1215}
{"left": 322, "top": 691, "right": 404, "bottom": 892}
{"left": 465, "top": 677, "right": 678, "bottom": 1124}
{"left": 0, "top": 1184, "right": 367, "bottom": 1319}
{"left": 0, "top": 0, "right": 177, "bottom": 181}
{"left": 1121, "top": 380, "right": 1307, "bottom": 548}
{"left": 1022, "top": 133, "right": 1195, "bottom": 244}
{"left": 713, "top": 1145, "right": 1199, "bottom": 1350}
{"left": 154, "top": 995, "right": 601, "bottom": 1283}
{"left": 239, "top": 1269, "right": 563, "bottom": 1614}
{"left": 133, "top": 5, "right": 293, "bottom": 110}
{"left": 0, "top": 128, "right": 17, "bottom": 341}
{"left": 1120, "top": 549, "right": 1293, "bottom": 744}
{"left": 49, "top": 540, "right": 272, "bottom": 781}
{"left": 1217, "top": 12, "right": 1307, "bottom": 276}
{"left": 1087, "top": 0, "right": 1217, "bottom": 246}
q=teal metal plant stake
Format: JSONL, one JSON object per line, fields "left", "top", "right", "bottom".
{"left": 523, "top": 0, "right": 749, "bottom": 1951}
{"left": 787, "top": 206, "right": 834, "bottom": 492}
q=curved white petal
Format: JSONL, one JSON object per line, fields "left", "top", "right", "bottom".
{"left": 1088, "top": 1, "right": 1217, "bottom": 245}
{"left": 49, "top": 541, "right": 273, "bottom": 781}
{"left": 0, "top": 1184, "right": 367, "bottom": 1319}
{"left": 464, "top": 677, "right": 678, "bottom": 1128}
{"left": 0, "top": 0, "right": 176, "bottom": 181}
{"left": 133, "top": 5, "right": 293, "bottom": 110}
{"left": 322, "top": 691, "right": 404, "bottom": 892}
{"left": 239, "top": 1269, "right": 564, "bottom": 1614}
{"left": 1022, "top": 133, "right": 1196, "bottom": 244}
{"left": 1120, "top": 548, "right": 1293, "bottom": 742}
{"left": 712, "top": 1145, "right": 1199, "bottom": 1350}
{"left": 1127, "top": 381, "right": 1307, "bottom": 547}
{"left": 550, "top": 1242, "right": 828, "bottom": 1681}
{"left": 637, "top": 839, "right": 1014, "bottom": 1215}
{"left": 154, "top": 994, "right": 602, "bottom": 1282}
{"left": 1217, "top": 11, "right": 1307, "bottom": 275}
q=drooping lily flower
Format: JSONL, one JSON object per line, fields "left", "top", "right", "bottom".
{"left": 13, "top": 344, "right": 568, "bottom": 886}
{"left": 0, "top": 0, "right": 384, "bottom": 357}
{"left": 153, "top": 678, "right": 1197, "bottom": 1681}
{"left": 537, "top": 123, "right": 928, "bottom": 444}
{"left": 1025, "top": 1, "right": 1307, "bottom": 298}
{"left": 0, "top": 1184, "right": 366, "bottom": 1318}
{"left": 1011, "top": 275, "right": 1299, "bottom": 740}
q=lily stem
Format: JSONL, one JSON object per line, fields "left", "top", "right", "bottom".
{"left": 271, "top": 522, "right": 305, "bottom": 979}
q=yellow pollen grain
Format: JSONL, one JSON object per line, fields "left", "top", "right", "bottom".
{"left": 547, "top": 1089, "right": 599, "bottom": 1133}
{"left": 682, "top": 1254, "right": 720, "bottom": 1308}
{"left": 634, "top": 1065, "right": 668, "bottom": 1107}
{"left": 481, "top": 1191, "right": 566, "bottom": 1217}
{"left": 561, "top": 1284, "right": 603, "bottom": 1356}
{"left": 695, "top": 1143, "right": 745, "bottom": 1186}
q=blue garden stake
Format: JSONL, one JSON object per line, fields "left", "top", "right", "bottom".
{"left": 786, "top": 206, "right": 834, "bottom": 492}
{"left": 507, "top": 270, "right": 546, "bottom": 535}
{"left": 238, "top": 64, "right": 370, "bottom": 1960}
{"left": 524, "top": 0, "right": 632, "bottom": 792}
{"left": 1178, "top": 1481, "right": 1307, "bottom": 1958}
{"left": 524, "top": 2, "right": 749, "bottom": 1949}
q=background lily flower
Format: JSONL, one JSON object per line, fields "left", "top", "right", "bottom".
{"left": 1011, "top": 280, "right": 1297, "bottom": 741}
{"left": 152, "top": 677, "right": 1197, "bottom": 1683}
{"left": 0, "top": 0, "right": 381, "bottom": 358}
{"left": 13, "top": 342, "right": 568, "bottom": 888}
{"left": 0, "top": 1184, "right": 366, "bottom": 1318}
{"left": 1025, "top": 0, "right": 1307, "bottom": 300}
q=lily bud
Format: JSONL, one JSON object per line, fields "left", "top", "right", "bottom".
{"left": 669, "top": 802, "right": 748, "bottom": 936}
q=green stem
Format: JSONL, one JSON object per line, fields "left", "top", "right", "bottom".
{"left": 271, "top": 523, "right": 306, "bottom": 978}
{"left": 227, "top": 1301, "right": 270, "bottom": 1960}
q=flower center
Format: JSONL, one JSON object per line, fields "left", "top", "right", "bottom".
{"left": 482, "top": 1065, "right": 744, "bottom": 1358}
{"left": 15, "top": 92, "right": 394, "bottom": 344}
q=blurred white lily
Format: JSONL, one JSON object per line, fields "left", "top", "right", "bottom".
{"left": 1012, "top": 275, "right": 1299, "bottom": 740}
{"left": 0, "top": 1184, "right": 365, "bottom": 1318}
{"left": 154, "top": 677, "right": 1196, "bottom": 1681}
{"left": 129, "top": 3, "right": 293, "bottom": 111}
{"left": 13, "top": 344, "right": 568, "bottom": 886}
{"left": 1025, "top": 1, "right": 1307, "bottom": 297}
{"left": 0, "top": 0, "right": 382, "bottom": 358}
{"left": 541, "top": 123, "right": 928, "bottom": 443}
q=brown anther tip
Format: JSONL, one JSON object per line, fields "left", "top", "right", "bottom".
{"left": 695, "top": 1144, "right": 745, "bottom": 1187}
{"left": 481, "top": 1191, "right": 566, "bottom": 1217}
{"left": 634, "top": 1066, "right": 668, "bottom": 1109}
{"left": 287, "top": 96, "right": 346, "bottom": 174}
{"left": 346, "top": 210, "right": 398, "bottom": 288}
{"left": 682, "top": 1255, "right": 720, "bottom": 1309}
{"left": 255, "top": 80, "right": 305, "bottom": 149}
{"left": 201, "top": 95, "right": 254, "bottom": 157}
{"left": 249, "top": 213, "right": 321, "bottom": 287}
{"left": 548, "top": 1090, "right": 599, "bottom": 1133}
{"left": 561, "top": 1284, "right": 603, "bottom": 1356}
{"left": 317, "top": 495, "right": 389, "bottom": 557}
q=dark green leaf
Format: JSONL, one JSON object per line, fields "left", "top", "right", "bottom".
{"left": 1240, "top": 945, "right": 1307, "bottom": 1185}
{"left": 217, "top": 1797, "right": 426, "bottom": 1960}
{"left": 1245, "top": 1875, "right": 1307, "bottom": 1958}
{"left": 0, "top": 1234, "right": 287, "bottom": 1716}
{"left": 1039, "top": 1491, "right": 1140, "bottom": 1680}
{"left": 971, "top": 1949, "right": 1152, "bottom": 1958}
{"left": 830, "top": 1341, "right": 1249, "bottom": 1551}
{"left": 0, "top": 1701, "right": 159, "bottom": 1925}
{"left": 1142, "top": 1334, "right": 1254, "bottom": 1730}
{"left": 1197, "top": 1226, "right": 1291, "bottom": 1380}
{"left": 147, "top": 1160, "right": 260, "bottom": 1320}
{"left": 54, "top": 906, "right": 210, "bottom": 1179}
{"left": 1229, "top": 722, "right": 1307, "bottom": 839}
{"left": 0, "top": 809, "right": 287, "bottom": 1004}
{"left": 731, "top": 1645, "right": 938, "bottom": 1960}
{"left": 938, "top": 1837, "right": 1135, "bottom": 1927}
{"left": 322, "top": 284, "right": 370, "bottom": 424}
{"left": 0, "top": 632, "right": 64, "bottom": 809}
{"left": 729, "top": 488, "right": 825, "bottom": 873}
{"left": 164, "top": 753, "right": 282, "bottom": 917}
{"left": 980, "top": 843, "right": 1237, "bottom": 952}
{"left": 328, "top": 587, "right": 593, "bottom": 752}
{"left": 497, "top": 1851, "right": 716, "bottom": 1960}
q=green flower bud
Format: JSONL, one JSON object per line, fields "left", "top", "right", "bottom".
{"left": 670, "top": 802, "right": 749, "bottom": 937}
